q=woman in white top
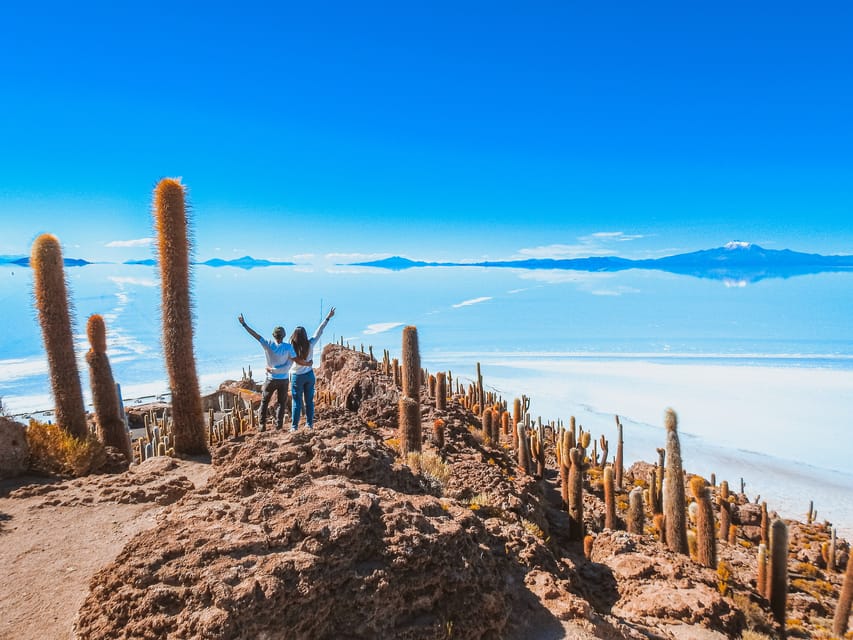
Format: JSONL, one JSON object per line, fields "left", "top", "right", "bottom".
{"left": 289, "top": 307, "right": 335, "bottom": 430}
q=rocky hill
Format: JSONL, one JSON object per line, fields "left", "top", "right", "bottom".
{"left": 1, "top": 344, "right": 849, "bottom": 639}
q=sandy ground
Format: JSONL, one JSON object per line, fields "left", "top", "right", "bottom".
{"left": 0, "top": 458, "right": 213, "bottom": 640}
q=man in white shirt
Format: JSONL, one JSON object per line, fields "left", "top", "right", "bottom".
{"left": 238, "top": 314, "right": 307, "bottom": 431}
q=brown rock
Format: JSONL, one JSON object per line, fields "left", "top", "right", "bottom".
{"left": 0, "top": 417, "right": 28, "bottom": 478}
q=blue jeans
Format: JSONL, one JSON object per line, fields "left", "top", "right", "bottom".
{"left": 290, "top": 370, "right": 316, "bottom": 429}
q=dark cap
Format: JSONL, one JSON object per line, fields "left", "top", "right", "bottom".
{"left": 272, "top": 326, "right": 285, "bottom": 339}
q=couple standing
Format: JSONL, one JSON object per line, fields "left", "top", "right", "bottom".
{"left": 238, "top": 307, "right": 336, "bottom": 432}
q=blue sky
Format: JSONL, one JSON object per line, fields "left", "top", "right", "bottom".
{"left": 1, "top": 1, "right": 851, "bottom": 263}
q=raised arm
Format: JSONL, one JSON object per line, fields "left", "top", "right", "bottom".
{"left": 312, "top": 306, "right": 336, "bottom": 341}
{"left": 238, "top": 314, "right": 262, "bottom": 342}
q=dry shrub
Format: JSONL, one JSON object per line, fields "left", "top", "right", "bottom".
{"left": 733, "top": 592, "right": 774, "bottom": 636}
{"left": 406, "top": 451, "right": 451, "bottom": 489}
{"left": 27, "top": 419, "right": 106, "bottom": 476}
{"left": 739, "top": 631, "right": 773, "bottom": 640}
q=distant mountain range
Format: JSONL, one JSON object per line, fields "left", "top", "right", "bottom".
{"left": 3, "top": 244, "right": 852, "bottom": 282}
{"left": 349, "top": 242, "right": 853, "bottom": 284}
{"left": 0, "top": 255, "right": 294, "bottom": 270}
{"left": 0, "top": 255, "right": 91, "bottom": 267}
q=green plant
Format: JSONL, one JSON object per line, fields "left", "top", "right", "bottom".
{"left": 663, "top": 408, "right": 688, "bottom": 555}
{"left": 27, "top": 419, "right": 106, "bottom": 476}
{"left": 85, "top": 314, "right": 132, "bottom": 462}
{"left": 153, "top": 179, "right": 206, "bottom": 454}
{"left": 31, "top": 234, "right": 87, "bottom": 439}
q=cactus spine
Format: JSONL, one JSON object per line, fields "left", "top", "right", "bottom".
{"left": 768, "top": 518, "right": 789, "bottom": 637}
{"left": 568, "top": 447, "right": 584, "bottom": 541}
{"left": 603, "top": 466, "right": 616, "bottom": 529}
{"left": 832, "top": 547, "right": 853, "bottom": 636}
{"left": 399, "top": 326, "right": 422, "bottom": 455}
{"left": 663, "top": 408, "right": 688, "bottom": 555}
{"left": 153, "top": 179, "right": 206, "bottom": 454}
{"left": 690, "top": 476, "right": 716, "bottom": 568}
{"left": 627, "top": 486, "right": 644, "bottom": 534}
{"left": 85, "top": 315, "right": 132, "bottom": 461}
{"left": 31, "top": 234, "right": 88, "bottom": 439}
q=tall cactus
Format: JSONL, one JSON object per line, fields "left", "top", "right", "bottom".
{"left": 718, "top": 480, "right": 731, "bottom": 542}
{"left": 614, "top": 415, "right": 624, "bottom": 490}
{"left": 663, "top": 408, "right": 688, "bottom": 555}
{"left": 435, "top": 372, "right": 447, "bottom": 411}
{"left": 768, "top": 518, "right": 789, "bottom": 638}
{"left": 85, "top": 314, "right": 132, "bottom": 462}
{"left": 568, "top": 447, "right": 584, "bottom": 541}
{"left": 690, "top": 476, "right": 717, "bottom": 568}
{"left": 833, "top": 548, "right": 853, "bottom": 636}
{"left": 603, "top": 466, "right": 616, "bottom": 529}
{"left": 398, "top": 326, "right": 422, "bottom": 455}
{"left": 31, "top": 234, "right": 88, "bottom": 439}
{"left": 401, "top": 326, "right": 421, "bottom": 400}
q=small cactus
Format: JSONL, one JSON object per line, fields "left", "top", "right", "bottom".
{"left": 512, "top": 398, "right": 521, "bottom": 451}
{"left": 85, "top": 314, "right": 132, "bottom": 462}
{"left": 433, "top": 418, "right": 445, "bottom": 450}
{"left": 516, "top": 421, "right": 531, "bottom": 475}
{"left": 757, "top": 543, "right": 768, "bottom": 597}
{"left": 627, "top": 486, "right": 644, "bottom": 534}
{"left": 690, "top": 476, "right": 716, "bottom": 568}
{"left": 663, "top": 408, "right": 688, "bottom": 555}
{"left": 583, "top": 534, "right": 594, "bottom": 559}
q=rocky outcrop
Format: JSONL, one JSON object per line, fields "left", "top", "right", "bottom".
{"left": 71, "top": 345, "right": 848, "bottom": 639}
{"left": 0, "top": 417, "right": 29, "bottom": 479}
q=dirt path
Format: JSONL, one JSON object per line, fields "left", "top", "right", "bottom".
{"left": 0, "top": 457, "right": 213, "bottom": 640}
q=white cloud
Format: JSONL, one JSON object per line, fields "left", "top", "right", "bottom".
{"left": 106, "top": 237, "right": 152, "bottom": 248}
{"left": 452, "top": 296, "right": 492, "bottom": 308}
{"left": 364, "top": 322, "right": 405, "bottom": 335}
{"left": 517, "top": 231, "right": 645, "bottom": 259}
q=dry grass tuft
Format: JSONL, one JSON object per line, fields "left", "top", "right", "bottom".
{"left": 26, "top": 419, "right": 106, "bottom": 476}
{"left": 406, "top": 451, "right": 452, "bottom": 489}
